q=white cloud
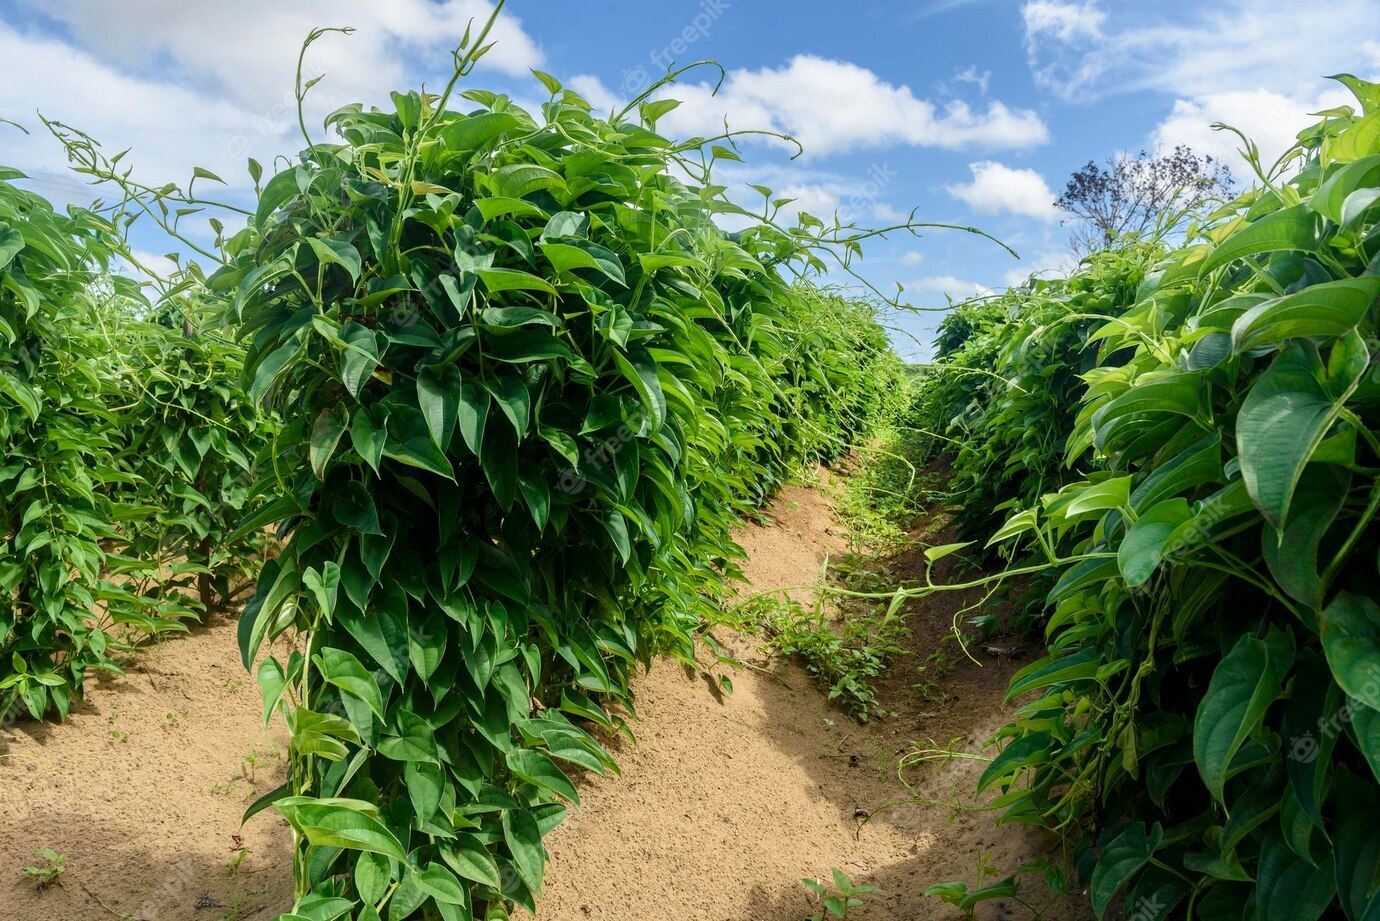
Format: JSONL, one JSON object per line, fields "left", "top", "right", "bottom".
{"left": 21, "top": 1, "right": 542, "bottom": 114}
{"left": 1022, "top": 0, "right": 1105, "bottom": 43}
{"left": 946, "top": 161, "right": 1058, "bottom": 220}
{"left": 709, "top": 162, "right": 907, "bottom": 229}
{"left": 951, "top": 66, "right": 992, "bottom": 96}
{"left": 899, "top": 251, "right": 926, "bottom": 266}
{"left": 1022, "top": 0, "right": 1380, "bottom": 102}
{"left": 1152, "top": 87, "right": 1357, "bottom": 170}
{"left": 0, "top": 2, "right": 546, "bottom": 192}
{"left": 903, "top": 275, "right": 994, "bottom": 302}
{"left": 601, "top": 55, "right": 1048, "bottom": 157}
{"left": 1004, "top": 248, "right": 1070, "bottom": 286}
{"left": 0, "top": 22, "right": 270, "bottom": 186}
{"left": 1021, "top": 0, "right": 1380, "bottom": 173}
{"left": 568, "top": 74, "right": 623, "bottom": 116}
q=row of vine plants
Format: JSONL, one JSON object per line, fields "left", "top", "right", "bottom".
{"left": 913, "top": 75, "right": 1380, "bottom": 920}
{"left": 0, "top": 171, "right": 270, "bottom": 723}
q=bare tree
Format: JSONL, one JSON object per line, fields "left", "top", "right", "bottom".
{"left": 1056, "top": 146, "right": 1234, "bottom": 255}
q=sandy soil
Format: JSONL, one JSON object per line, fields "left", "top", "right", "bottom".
{"left": 0, "top": 626, "right": 295, "bottom": 920}
{"left": 1, "top": 479, "right": 1085, "bottom": 921}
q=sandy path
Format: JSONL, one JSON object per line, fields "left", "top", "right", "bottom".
{"left": 1, "top": 481, "right": 1078, "bottom": 921}
{"left": 538, "top": 484, "right": 1076, "bottom": 921}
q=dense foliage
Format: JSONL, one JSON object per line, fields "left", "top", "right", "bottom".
{"left": 916, "top": 76, "right": 1380, "bottom": 920}
{"left": 912, "top": 242, "right": 1158, "bottom": 547}
{"left": 0, "top": 172, "right": 267, "bottom": 722}
{"left": 217, "top": 44, "right": 902, "bottom": 919}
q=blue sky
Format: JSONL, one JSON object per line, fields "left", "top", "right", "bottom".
{"left": 2, "top": 0, "right": 1378, "bottom": 358}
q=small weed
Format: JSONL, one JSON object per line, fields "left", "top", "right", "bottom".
{"left": 106, "top": 710, "right": 130, "bottom": 743}
{"left": 741, "top": 592, "right": 905, "bottom": 720}
{"left": 803, "top": 868, "right": 878, "bottom": 920}
{"left": 24, "top": 847, "right": 67, "bottom": 890}
{"left": 226, "top": 844, "right": 249, "bottom": 876}
{"left": 164, "top": 707, "right": 189, "bottom": 728}
{"left": 923, "top": 852, "right": 1065, "bottom": 919}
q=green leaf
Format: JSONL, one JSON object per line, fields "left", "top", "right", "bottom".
{"left": 311, "top": 403, "right": 349, "bottom": 479}
{"left": 1330, "top": 73, "right": 1380, "bottom": 115}
{"left": 457, "top": 382, "right": 489, "bottom": 456}
{"left": 1312, "top": 154, "right": 1380, "bottom": 222}
{"left": 1262, "top": 464, "right": 1349, "bottom": 608}
{"left": 1091, "top": 823, "right": 1162, "bottom": 918}
{"left": 506, "top": 748, "right": 579, "bottom": 804}
{"left": 1005, "top": 650, "right": 1101, "bottom": 702}
{"left": 257, "top": 655, "right": 288, "bottom": 727}
{"left": 540, "top": 241, "right": 626, "bottom": 286}
{"left": 341, "top": 322, "right": 382, "bottom": 398}
{"left": 441, "top": 836, "right": 502, "bottom": 889}
{"left": 502, "top": 807, "right": 546, "bottom": 895}
{"left": 308, "top": 237, "right": 362, "bottom": 282}
{"left": 611, "top": 345, "right": 664, "bottom": 431}
{"left": 440, "top": 112, "right": 521, "bottom": 151}
{"left": 277, "top": 801, "right": 407, "bottom": 861}
{"left": 0, "top": 226, "right": 25, "bottom": 270}
{"left": 1117, "top": 499, "right": 1193, "bottom": 588}
{"left": 414, "top": 864, "right": 468, "bottom": 906}
{"left": 477, "top": 268, "right": 558, "bottom": 297}
{"left": 318, "top": 646, "right": 386, "bottom": 720}
{"left": 339, "top": 593, "right": 409, "bottom": 685}
{"left": 418, "top": 365, "right": 460, "bottom": 451}
{"left": 1231, "top": 277, "right": 1380, "bottom": 351}
{"left": 350, "top": 404, "right": 389, "bottom": 473}
{"left": 1193, "top": 633, "right": 1286, "bottom": 802}
{"left": 484, "top": 375, "right": 530, "bottom": 436}
{"left": 1256, "top": 831, "right": 1336, "bottom": 921}
{"left": 333, "top": 480, "right": 383, "bottom": 535}
{"left": 404, "top": 759, "right": 445, "bottom": 822}
{"left": 1199, "top": 204, "right": 1319, "bottom": 276}
{"left": 377, "top": 708, "right": 441, "bottom": 763}
{"left": 1320, "top": 593, "right": 1380, "bottom": 713}
{"left": 250, "top": 339, "right": 298, "bottom": 406}
{"left": 0, "top": 371, "right": 40, "bottom": 422}
{"left": 354, "top": 852, "right": 392, "bottom": 906}
{"left": 1237, "top": 337, "right": 1366, "bottom": 529}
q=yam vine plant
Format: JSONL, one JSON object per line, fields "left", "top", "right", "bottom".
{"left": 0, "top": 171, "right": 164, "bottom": 721}
{"left": 0, "top": 167, "right": 271, "bottom": 722}
{"left": 216, "top": 32, "right": 908, "bottom": 920}
{"left": 910, "top": 241, "right": 1160, "bottom": 549}
{"left": 915, "top": 75, "right": 1380, "bottom": 920}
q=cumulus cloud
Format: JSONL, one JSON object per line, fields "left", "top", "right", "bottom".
{"left": 579, "top": 55, "right": 1048, "bottom": 158}
{"left": 20, "top": 0, "right": 542, "bottom": 114}
{"left": 1152, "top": 87, "right": 1357, "bottom": 168}
{"left": 0, "top": 22, "right": 269, "bottom": 186}
{"left": 946, "top": 161, "right": 1058, "bottom": 220}
{"left": 1, "top": 2, "right": 546, "bottom": 194}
